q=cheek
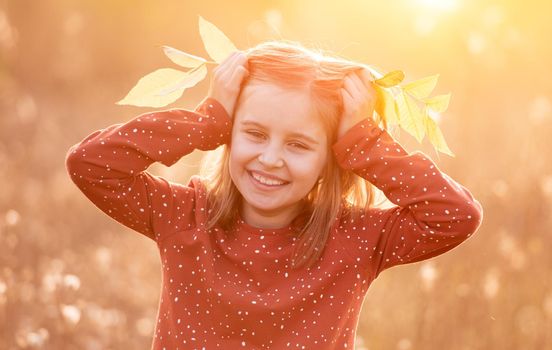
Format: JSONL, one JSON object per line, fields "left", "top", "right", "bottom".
{"left": 289, "top": 153, "right": 327, "bottom": 180}
{"left": 227, "top": 151, "right": 244, "bottom": 190}
{"left": 230, "top": 140, "right": 256, "bottom": 164}
{"left": 228, "top": 140, "right": 257, "bottom": 177}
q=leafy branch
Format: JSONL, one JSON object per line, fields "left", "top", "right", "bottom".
{"left": 116, "top": 15, "right": 454, "bottom": 157}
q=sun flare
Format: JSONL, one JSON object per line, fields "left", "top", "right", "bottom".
{"left": 417, "top": 0, "right": 459, "bottom": 12}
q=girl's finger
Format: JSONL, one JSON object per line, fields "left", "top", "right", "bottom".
{"left": 216, "top": 51, "right": 239, "bottom": 72}
{"left": 219, "top": 51, "right": 242, "bottom": 69}
{"left": 229, "top": 65, "right": 249, "bottom": 89}
{"left": 350, "top": 73, "right": 365, "bottom": 90}
{"left": 360, "top": 69, "right": 376, "bottom": 94}
{"left": 348, "top": 73, "right": 369, "bottom": 100}
{"left": 217, "top": 52, "right": 244, "bottom": 81}
{"left": 225, "top": 51, "right": 241, "bottom": 65}
{"left": 341, "top": 87, "right": 354, "bottom": 110}
{"left": 361, "top": 68, "right": 374, "bottom": 83}
{"left": 344, "top": 75, "right": 362, "bottom": 99}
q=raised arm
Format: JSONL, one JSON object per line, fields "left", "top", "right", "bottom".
{"left": 65, "top": 97, "right": 231, "bottom": 242}
{"left": 332, "top": 118, "right": 483, "bottom": 279}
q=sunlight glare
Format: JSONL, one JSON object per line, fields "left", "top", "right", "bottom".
{"left": 417, "top": 0, "right": 459, "bottom": 12}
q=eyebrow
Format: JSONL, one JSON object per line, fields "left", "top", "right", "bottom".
{"left": 240, "top": 120, "right": 320, "bottom": 145}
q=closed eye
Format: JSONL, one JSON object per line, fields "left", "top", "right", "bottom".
{"left": 245, "top": 130, "right": 265, "bottom": 138}
{"left": 290, "top": 142, "right": 308, "bottom": 150}
{"left": 244, "top": 130, "right": 309, "bottom": 150}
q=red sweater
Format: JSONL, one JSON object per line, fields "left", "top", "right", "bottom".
{"left": 65, "top": 97, "right": 483, "bottom": 350}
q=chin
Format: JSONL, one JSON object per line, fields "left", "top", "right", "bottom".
{"left": 245, "top": 196, "right": 283, "bottom": 212}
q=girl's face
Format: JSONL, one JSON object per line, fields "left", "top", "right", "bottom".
{"left": 229, "top": 83, "right": 328, "bottom": 228}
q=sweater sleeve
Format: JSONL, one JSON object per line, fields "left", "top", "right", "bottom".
{"left": 65, "top": 97, "right": 232, "bottom": 242}
{"left": 332, "top": 118, "right": 483, "bottom": 279}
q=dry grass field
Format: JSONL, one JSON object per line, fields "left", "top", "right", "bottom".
{"left": 1, "top": 0, "right": 551, "bottom": 349}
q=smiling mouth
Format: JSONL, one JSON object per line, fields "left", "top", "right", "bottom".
{"left": 248, "top": 171, "right": 290, "bottom": 187}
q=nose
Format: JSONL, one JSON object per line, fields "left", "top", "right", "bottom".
{"left": 258, "top": 144, "right": 284, "bottom": 168}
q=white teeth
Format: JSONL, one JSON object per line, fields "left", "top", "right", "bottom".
{"left": 251, "top": 172, "right": 285, "bottom": 186}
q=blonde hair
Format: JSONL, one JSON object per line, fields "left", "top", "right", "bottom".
{"left": 199, "top": 40, "right": 388, "bottom": 269}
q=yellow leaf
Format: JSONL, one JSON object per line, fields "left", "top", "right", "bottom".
{"left": 375, "top": 70, "right": 405, "bottom": 88}
{"left": 423, "top": 93, "right": 451, "bottom": 113}
{"left": 402, "top": 74, "right": 439, "bottom": 99}
{"left": 198, "top": 15, "right": 238, "bottom": 63}
{"left": 162, "top": 45, "right": 206, "bottom": 68}
{"left": 156, "top": 64, "right": 207, "bottom": 96}
{"left": 425, "top": 115, "right": 455, "bottom": 157}
{"left": 374, "top": 86, "right": 399, "bottom": 126}
{"left": 395, "top": 92, "right": 426, "bottom": 143}
{"left": 116, "top": 66, "right": 207, "bottom": 107}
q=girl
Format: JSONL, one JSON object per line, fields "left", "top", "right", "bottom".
{"left": 65, "top": 40, "right": 483, "bottom": 349}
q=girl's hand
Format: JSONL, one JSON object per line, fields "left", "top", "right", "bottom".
{"left": 207, "top": 51, "right": 249, "bottom": 120}
{"left": 338, "top": 68, "right": 377, "bottom": 139}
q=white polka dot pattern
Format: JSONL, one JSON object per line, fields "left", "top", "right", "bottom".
{"left": 65, "top": 97, "right": 231, "bottom": 242}
{"left": 332, "top": 118, "right": 483, "bottom": 280}
{"left": 65, "top": 98, "right": 483, "bottom": 349}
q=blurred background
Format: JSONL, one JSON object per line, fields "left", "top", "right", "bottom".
{"left": 1, "top": 0, "right": 551, "bottom": 349}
